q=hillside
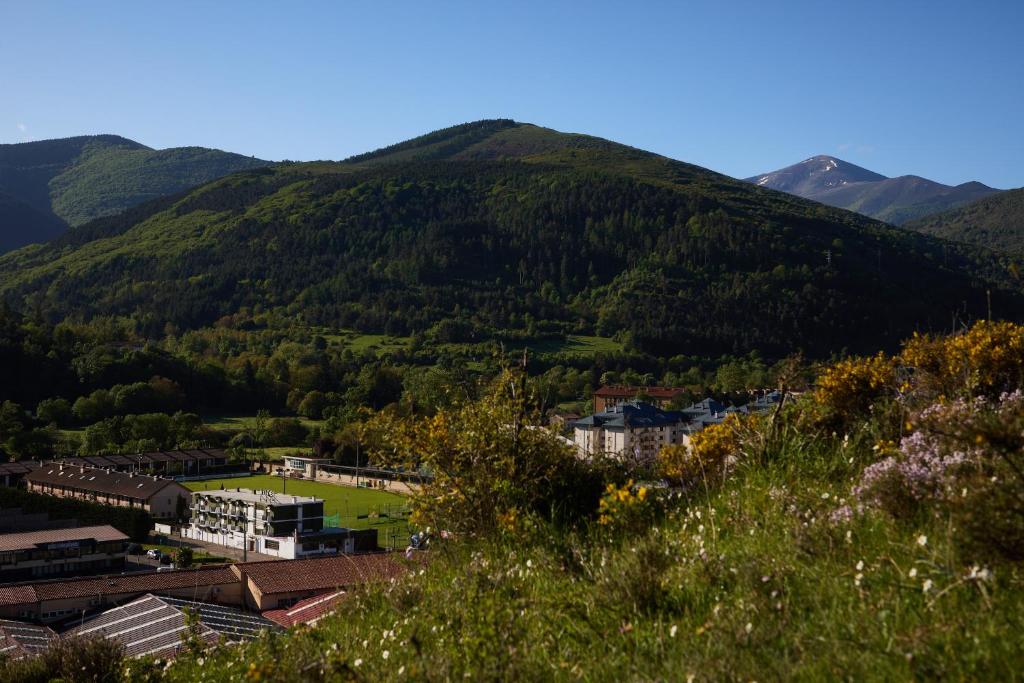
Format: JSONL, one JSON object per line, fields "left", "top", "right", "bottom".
{"left": 0, "top": 134, "right": 269, "bottom": 251}
{"left": 0, "top": 120, "right": 1018, "bottom": 358}
{"left": 904, "top": 188, "right": 1024, "bottom": 255}
{"left": 747, "top": 156, "right": 1000, "bottom": 224}
{"left": 0, "top": 189, "right": 65, "bottom": 252}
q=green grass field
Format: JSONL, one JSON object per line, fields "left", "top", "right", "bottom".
{"left": 201, "top": 415, "right": 325, "bottom": 431}
{"left": 184, "top": 474, "right": 411, "bottom": 547}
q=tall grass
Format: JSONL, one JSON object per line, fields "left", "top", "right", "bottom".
{"left": 141, "top": 427, "right": 1023, "bottom": 681}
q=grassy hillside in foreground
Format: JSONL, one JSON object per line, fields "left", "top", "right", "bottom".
{"left": 904, "top": 187, "right": 1024, "bottom": 255}
{"left": 1, "top": 120, "right": 1019, "bottom": 359}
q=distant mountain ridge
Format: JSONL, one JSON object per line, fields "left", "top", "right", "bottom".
{"left": 904, "top": 188, "right": 1024, "bottom": 255}
{"left": 746, "top": 156, "right": 1000, "bottom": 224}
{"left": 0, "top": 135, "right": 270, "bottom": 252}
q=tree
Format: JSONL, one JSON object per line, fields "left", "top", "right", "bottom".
{"left": 36, "top": 397, "right": 72, "bottom": 427}
{"left": 174, "top": 546, "right": 194, "bottom": 568}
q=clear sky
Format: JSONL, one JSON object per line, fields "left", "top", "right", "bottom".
{"left": 3, "top": 0, "right": 1022, "bottom": 188}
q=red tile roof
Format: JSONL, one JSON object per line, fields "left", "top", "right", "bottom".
{"left": 237, "top": 552, "right": 410, "bottom": 596}
{"left": 262, "top": 590, "right": 348, "bottom": 627}
{"left": 0, "top": 619, "right": 57, "bottom": 659}
{"left": 0, "top": 566, "right": 237, "bottom": 606}
{"left": 0, "top": 525, "right": 128, "bottom": 553}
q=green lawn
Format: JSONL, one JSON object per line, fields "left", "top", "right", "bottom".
{"left": 184, "top": 474, "right": 411, "bottom": 547}
{"left": 201, "top": 415, "right": 325, "bottom": 431}
{"left": 508, "top": 334, "right": 624, "bottom": 356}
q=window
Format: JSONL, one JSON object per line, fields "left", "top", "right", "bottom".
{"left": 264, "top": 539, "right": 279, "bottom": 551}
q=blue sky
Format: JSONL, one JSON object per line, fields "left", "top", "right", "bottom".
{"left": 3, "top": 1, "right": 1022, "bottom": 188}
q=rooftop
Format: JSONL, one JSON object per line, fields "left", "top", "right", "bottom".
{"left": 69, "top": 593, "right": 280, "bottom": 659}
{"left": 0, "top": 525, "right": 128, "bottom": 553}
{"left": 0, "top": 566, "right": 237, "bottom": 606}
{"left": 0, "top": 619, "right": 57, "bottom": 660}
{"left": 25, "top": 466, "right": 186, "bottom": 500}
{"left": 236, "top": 552, "right": 412, "bottom": 596}
{"left": 573, "top": 401, "right": 687, "bottom": 429}
{"left": 193, "top": 488, "right": 321, "bottom": 506}
{"left": 262, "top": 590, "right": 347, "bottom": 627}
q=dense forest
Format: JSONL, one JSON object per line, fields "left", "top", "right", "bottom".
{"left": 0, "top": 134, "right": 268, "bottom": 251}
{"left": 905, "top": 187, "right": 1024, "bottom": 255}
{"left": 1, "top": 121, "right": 1019, "bottom": 360}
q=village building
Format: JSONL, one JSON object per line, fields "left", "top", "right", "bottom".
{"left": 592, "top": 385, "right": 687, "bottom": 412}
{"left": 571, "top": 402, "right": 690, "bottom": 463}
{"left": 280, "top": 455, "right": 333, "bottom": 479}
{"left": 23, "top": 466, "right": 191, "bottom": 519}
{"left": 0, "top": 619, "right": 57, "bottom": 660}
{"left": 183, "top": 489, "right": 375, "bottom": 559}
{"left": 0, "top": 525, "right": 129, "bottom": 582}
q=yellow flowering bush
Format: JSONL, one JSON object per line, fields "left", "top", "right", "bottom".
{"left": 658, "top": 413, "right": 745, "bottom": 489}
{"left": 812, "top": 352, "right": 897, "bottom": 427}
{"left": 598, "top": 479, "right": 654, "bottom": 532}
{"left": 900, "top": 321, "right": 1024, "bottom": 398}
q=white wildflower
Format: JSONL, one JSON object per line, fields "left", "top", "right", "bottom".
{"left": 855, "top": 560, "right": 864, "bottom": 571}
{"left": 382, "top": 650, "right": 390, "bottom": 660}
{"left": 670, "top": 624, "right": 678, "bottom": 638}
{"left": 916, "top": 535, "right": 928, "bottom": 547}
{"left": 354, "top": 659, "right": 363, "bottom": 668}
{"left": 745, "top": 622, "right": 753, "bottom": 634}
{"left": 908, "top": 567, "right": 917, "bottom": 578}
{"left": 922, "top": 579, "right": 933, "bottom": 593}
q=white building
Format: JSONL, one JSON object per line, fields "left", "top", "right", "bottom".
{"left": 571, "top": 402, "right": 692, "bottom": 463}
{"left": 183, "top": 489, "right": 360, "bottom": 559}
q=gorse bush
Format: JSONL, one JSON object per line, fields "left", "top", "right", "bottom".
{"left": 368, "top": 368, "right": 603, "bottom": 535}
{"left": 657, "top": 413, "right": 749, "bottom": 491}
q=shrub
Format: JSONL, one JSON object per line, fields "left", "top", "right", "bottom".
{"left": 369, "top": 368, "right": 602, "bottom": 535}
{"left": 0, "top": 636, "right": 124, "bottom": 683}
{"left": 810, "top": 352, "right": 897, "bottom": 431}
{"left": 597, "top": 480, "right": 656, "bottom": 533}
{"left": 900, "top": 321, "right": 1024, "bottom": 400}
{"left": 658, "top": 413, "right": 745, "bottom": 490}
{"left": 843, "top": 392, "right": 1024, "bottom": 561}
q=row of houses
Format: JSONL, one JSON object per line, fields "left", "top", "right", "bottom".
{"left": 571, "top": 391, "right": 782, "bottom": 462}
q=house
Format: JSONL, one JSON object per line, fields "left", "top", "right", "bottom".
{"left": 23, "top": 466, "right": 191, "bottom": 519}
{"left": 280, "top": 455, "right": 332, "bottom": 479}
{"left": 233, "top": 552, "right": 412, "bottom": 610}
{"left": 0, "top": 551, "right": 413, "bottom": 626}
{"left": 571, "top": 402, "right": 690, "bottom": 463}
{"left": 50, "top": 449, "right": 231, "bottom": 478}
{"left": 67, "top": 593, "right": 281, "bottom": 659}
{"left": 183, "top": 489, "right": 375, "bottom": 559}
{"left": 0, "top": 525, "right": 128, "bottom": 582}
{"left": 0, "top": 565, "right": 241, "bottom": 623}
{"left": 593, "top": 385, "right": 687, "bottom": 412}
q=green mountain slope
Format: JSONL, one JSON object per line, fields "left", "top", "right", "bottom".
{"left": 0, "top": 121, "right": 1017, "bottom": 358}
{"left": 0, "top": 134, "right": 269, "bottom": 251}
{"left": 0, "top": 189, "right": 66, "bottom": 252}
{"left": 904, "top": 188, "right": 1024, "bottom": 255}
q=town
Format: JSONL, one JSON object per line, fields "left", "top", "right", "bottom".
{"left": 0, "top": 385, "right": 771, "bottom": 662}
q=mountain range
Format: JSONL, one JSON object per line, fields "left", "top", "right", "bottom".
{"left": 746, "top": 155, "right": 1000, "bottom": 224}
{"left": 0, "top": 120, "right": 1015, "bottom": 359}
{"left": 0, "top": 135, "right": 269, "bottom": 252}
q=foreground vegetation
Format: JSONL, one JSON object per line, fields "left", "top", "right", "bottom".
{"left": 5, "top": 321, "right": 1023, "bottom": 681}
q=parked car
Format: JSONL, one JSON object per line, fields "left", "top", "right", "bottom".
{"left": 146, "top": 549, "right": 162, "bottom": 559}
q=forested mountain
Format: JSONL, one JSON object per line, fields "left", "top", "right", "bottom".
{"left": 747, "top": 156, "right": 1000, "bottom": 224}
{"left": 904, "top": 188, "right": 1024, "bottom": 254}
{"left": 0, "top": 120, "right": 1018, "bottom": 358}
{"left": 0, "top": 134, "right": 269, "bottom": 251}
